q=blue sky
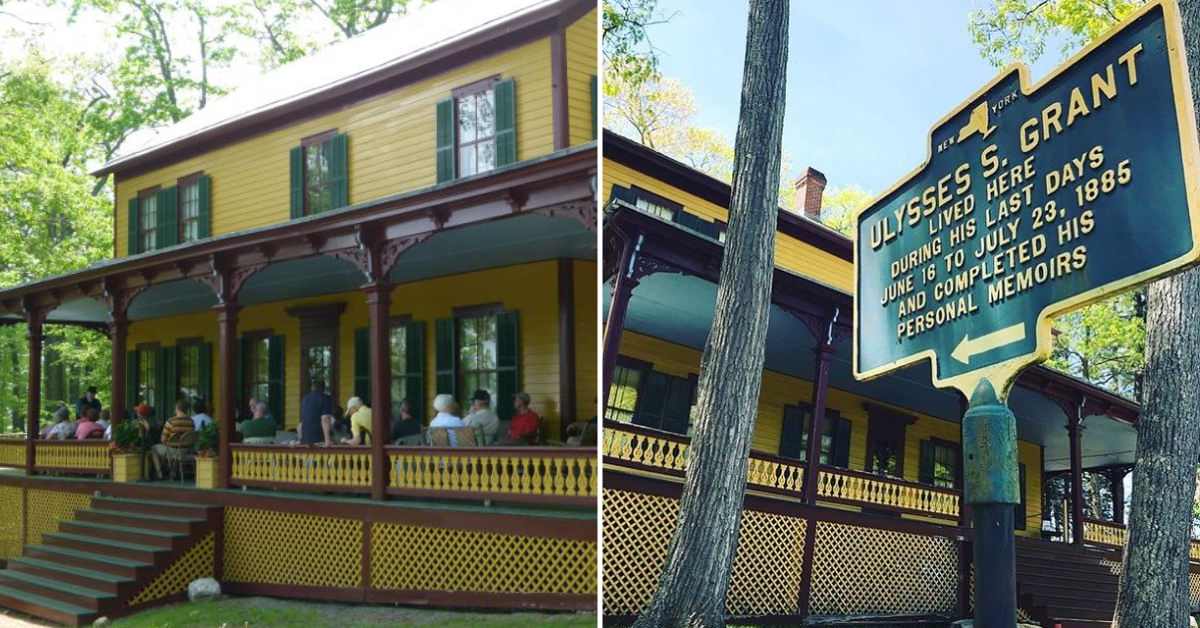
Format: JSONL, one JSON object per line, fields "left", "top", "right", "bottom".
{"left": 649, "top": 0, "right": 1066, "bottom": 195}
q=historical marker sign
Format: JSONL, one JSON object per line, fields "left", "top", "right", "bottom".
{"left": 853, "top": 0, "right": 1200, "bottom": 393}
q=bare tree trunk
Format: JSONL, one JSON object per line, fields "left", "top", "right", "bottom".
{"left": 631, "top": 2, "right": 788, "bottom": 626}
{"left": 1115, "top": 6, "right": 1200, "bottom": 618}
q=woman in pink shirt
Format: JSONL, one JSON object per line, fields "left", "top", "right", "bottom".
{"left": 74, "top": 408, "right": 103, "bottom": 440}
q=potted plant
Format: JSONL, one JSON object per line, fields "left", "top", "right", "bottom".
{"left": 110, "top": 420, "right": 145, "bottom": 482}
{"left": 194, "top": 423, "right": 219, "bottom": 489}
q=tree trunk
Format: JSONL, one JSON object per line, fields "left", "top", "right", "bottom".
{"left": 1115, "top": 4, "right": 1200, "bottom": 616}
{"left": 631, "top": 2, "right": 789, "bottom": 626}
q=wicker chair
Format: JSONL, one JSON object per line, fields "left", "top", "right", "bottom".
{"left": 426, "top": 426, "right": 482, "bottom": 447}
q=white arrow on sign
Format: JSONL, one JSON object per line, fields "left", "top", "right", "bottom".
{"left": 950, "top": 322, "right": 1026, "bottom": 365}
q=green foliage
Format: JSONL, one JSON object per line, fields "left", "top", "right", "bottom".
{"left": 1047, "top": 291, "right": 1145, "bottom": 397}
{"left": 113, "top": 419, "right": 145, "bottom": 453}
{"left": 195, "top": 421, "right": 218, "bottom": 456}
{"left": 969, "top": 0, "right": 1146, "bottom": 68}
{"left": 820, "top": 185, "right": 874, "bottom": 237}
{"left": 603, "top": 0, "right": 671, "bottom": 92}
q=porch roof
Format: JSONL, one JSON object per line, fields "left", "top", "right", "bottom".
{"left": 1, "top": 144, "right": 595, "bottom": 324}
{"left": 604, "top": 202, "right": 1138, "bottom": 473}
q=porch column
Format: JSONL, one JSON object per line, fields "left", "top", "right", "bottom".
{"left": 601, "top": 233, "right": 642, "bottom": 409}
{"left": 24, "top": 307, "right": 45, "bottom": 473}
{"left": 1108, "top": 466, "right": 1127, "bottom": 524}
{"left": 216, "top": 302, "right": 239, "bottom": 489}
{"left": 1067, "top": 405, "right": 1085, "bottom": 545}
{"left": 802, "top": 340, "right": 835, "bottom": 504}
{"left": 365, "top": 283, "right": 391, "bottom": 501}
{"left": 110, "top": 313, "right": 128, "bottom": 426}
{"left": 557, "top": 259, "right": 577, "bottom": 436}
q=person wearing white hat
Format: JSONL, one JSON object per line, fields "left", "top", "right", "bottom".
{"left": 341, "top": 396, "right": 373, "bottom": 446}
{"left": 429, "top": 393, "right": 465, "bottom": 446}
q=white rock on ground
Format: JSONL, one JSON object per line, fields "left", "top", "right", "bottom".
{"left": 187, "top": 577, "right": 221, "bottom": 601}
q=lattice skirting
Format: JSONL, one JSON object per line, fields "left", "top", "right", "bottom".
{"left": 129, "top": 533, "right": 215, "bottom": 606}
{"left": 370, "top": 523, "right": 596, "bottom": 595}
{"left": 0, "top": 486, "right": 22, "bottom": 560}
{"left": 1190, "top": 571, "right": 1200, "bottom": 609}
{"left": 810, "top": 520, "right": 958, "bottom": 617}
{"left": 223, "top": 507, "right": 362, "bottom": 588}
{"left": 602, "top": 488, "right": 808, "bottom": 618}
{"left": 25, "top": 488, "right": 90, "bottom": 546}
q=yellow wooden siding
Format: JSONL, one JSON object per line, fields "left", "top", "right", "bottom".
{"left": 127, "top": 260, "right": 570, "bottom": 440}
{"left": 115, "top": 38, "right": 555, "bottom": 258}
{"left": 615, "top": 330, "right": 1043, "bottom": 536}
{"left": 574, "top": 259, "right": 598, "bottom": 421}
{"left": 566, "top": 9, "right": 597, "bottom": 146}
{"left": 602, "top": 159, "right": 853, "bottom": 294}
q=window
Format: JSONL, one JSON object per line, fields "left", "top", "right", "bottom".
{"left": 243, "top": 336, "right": 271, "bottom": 412}
{"left": 630, "top": 186, "right": 680, "bottom": 221}
{"left": 306, "top": 346, "right": 333, "bottom": 393}
{"left": 865, "top": 406, "right": 910, "bottom": 478}
{"left": 138, "top": 189, "right": 158, "bottom": 253}
{"left": 619, "top": 367, "right": 694, "bottom": 435}
{"left": 456, "top": 83, "right": 497, "bottom": 177}
{"left": 303, "top": 133, "right": 335, "bottom": 216}
{"left": 919, "top": 438, "right": 961, "bottom": 489}
{"left": 178, "top": 176, "right": 202, "bottom": 243}
{"left": 389, "top": 322, "right": 425, "bottom": 422}
{"left": 458, "top": 314, "right": 499, "bottom": 405}
{"left": 778, "top": 405, "right": 851, "bottom": 467}
{"left": 136, "top": 345, "right": 159, "bottom": 410}
{"left": 177, "top": 343, "right": 201, "bottom": 405}
{"left": 605, "top": 362, "right": 644, "bottom": 422}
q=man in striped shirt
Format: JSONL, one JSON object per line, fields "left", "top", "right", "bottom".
{"left": 151, "top": 400, "right": 196, "bottom": 480}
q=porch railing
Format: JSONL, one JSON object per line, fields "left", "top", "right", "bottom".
{"left": 32, "top": 440, "right": 111, "bottom": 475}
{"left": 0, "top": 437, "right": 24, "bottom": 468}
{"left": 603, "top": 420, "right": 959, "bottom": 520}
{"left": 230, "top": 444, "right": 372, "bottom": 492}
{"left": 815, "top": 466, "right": 959, "bottom": 520}
{"left": 386, "top": 446, "right": 596, "bottom": 506}
{"left": 1082, "top": 518, "right": 1127, "bottom": 547}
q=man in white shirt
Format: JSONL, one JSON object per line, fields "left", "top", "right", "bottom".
{"left": 45, "top": 407, "right": 74, "bottom": 440}
{"left": 429, "top": 394, "right": 465, "bottom": 446}
{"left": 191, "top": 400, "right": 213, "bottom": 431}
{"left": 462, "top": 389, "right": 499, "bottom": 444}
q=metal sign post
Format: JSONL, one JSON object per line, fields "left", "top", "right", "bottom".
{"left": 851, "top": 2, "right": 1200, "bottom": 625}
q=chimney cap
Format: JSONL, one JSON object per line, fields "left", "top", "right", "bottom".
{"left": 796, "top": 167, "right": 827, "bottom": 186}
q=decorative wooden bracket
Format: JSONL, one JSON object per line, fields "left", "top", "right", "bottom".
{"left": 21, "top": 297, "right": 50, "bottom": 329}
{"left": 381, "top": 233, "right": 434, "bottom": 278}
{"left": 102, "top": 278, "right": 145, "bottom": 323}
{"left": 200, "top": 255, "right": 266, "bottom": 305}
{"left": 533, "top": 200, "right": 596, "bottom": 233}
{"left": 788, "top": 306, "right": 849, "bottom": 348}
{"left": 630, "top": 253, "right": 683, "bottom": 283}
{"left": 331, "top": 227, "right": 435, "bottom": 284}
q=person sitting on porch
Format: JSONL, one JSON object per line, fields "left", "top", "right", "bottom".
{"left": 131, "top": 403, "right": 153, "bottom": 439}
{"left": 298, "top": 381, "right": 335, "bottom": 446}
{"left": 191, "top": 400, "right": 212, "bottom": 431}
{"left": 341, "top": 397, "right": 372, "bottom": 446}
{"left": 74, "top": 408, "right": 103, "bottom": 440}
{"left": 429, "top": 394, "right": 465, "bottom": 446}
{"left": 150, "top": 400, "right": 196, "bottom": 480}
{"left": 505, "top": 392, "right": 540, "bottom": 445}
{"left": 97, "top": 410, "right": 111, "bottom": 439}
{"left": 241, "top": 402, "right": 277, "bottom": 444}
{"left": 463, "top": 389, "right": 500, "bottom": 444}
{"left": 391, "top": 398, "right": 421, "bottom": 444}
{"left": 75, "top": 387, "right": 102, "bottom": 419}
{"left": 43, "top": 406, "right": 73, "bottom": 440}
{"left": 237, "top": 397, "right": 259, "bottom": 429}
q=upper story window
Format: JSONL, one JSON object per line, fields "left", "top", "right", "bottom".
{"left": 456, "top": 83, "right": 496, "bottom": 177}
{"left": 436, "top": 78, "right": 516, "bottom": 183}
{"left": 138, "top": 187, "right": 159, "bottom": 254}
{"left": 630, "top": 186, "right": 681, "bottom": 222}
{"left": 178, "top": 175, "right": 202, "bottom": 243}
{"left": 290, "top": 131, "right": 348, "bottom": 219}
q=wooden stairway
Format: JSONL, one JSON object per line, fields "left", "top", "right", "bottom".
{"left": 0, "top": 494, "right": 220, "bottom": 627}
{"left": 1016, "top": 537, "right": 1121, "bottom": 627}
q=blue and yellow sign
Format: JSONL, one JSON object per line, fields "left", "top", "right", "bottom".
{"left": 853, "top": 0, "right": 1200, "bottom": 394}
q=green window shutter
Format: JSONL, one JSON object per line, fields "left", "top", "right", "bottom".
{"left": 127, "top": 198, "right": 140, "bottom": 255}
{"left": 779, "top": 406, "right": 804, "bottom": 460}
{"left": 435, "top": 98, "right": 456, "bottom": 183}
{"left": 918, "top": 439, "right": 935, "bottom": 485}
{"left": 832, "top": 416, "right": 851, "bottom": 469}
{"left": 330, "top": 133, "right": 349, "bottom": 209}
{"left": 590, "top": 75, "right": 597, "bottom": 139}
{"left": 156, "top": 186, "right": 178, "bottom": 249}
{"left": 635, "top": 371, "right": 669, "bottom": 430}
{"left": 496, "top": 310, "right": 519, "bottom": 421}
{"left": 267, "top": 335, "right": 285, "bottom": 426}
{"left": 198, "top": 342, "right": 213, "bottom": 405}
{"left": 197, "top": 175, "right": 212, "bottom": 239}
{"left": 125, "top": 350, "right": 138, "bottom": 415}
{"left": 237, "top": 336, "right": 249, "bottom": 416}
{"left": 661, "top": 378, "right": 691, "bottom": 435}
{"left": 159, "top": 346, "right": 178, "bottom": 413}
{"left": 354, "top": 327, "right": 370, "bottom": 406}
{"left": 405, "top": 322, "right": 426, "bottom": 423}
{"left": 494, "top": 78, "right": 517, "bottom": 166}
{"left": 1016, "top": 463, "right": 1028, "bottom": 530}
{"left": 289, "top": 145, "right": 304, "bottom": 218}
{"left": 435, "top": 318, "right": 456, "bottom": 401}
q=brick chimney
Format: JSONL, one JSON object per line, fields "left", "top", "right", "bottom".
{"left": 793, "top": 167, "right": 827, "bottom": 221}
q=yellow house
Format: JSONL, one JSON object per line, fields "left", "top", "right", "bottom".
{"left": 0, "top": 2, "right": 597, "bottom": 624}
{"left": 598, "top": 131, "right": 1170, "bottom": 626}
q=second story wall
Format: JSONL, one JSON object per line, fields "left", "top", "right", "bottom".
{"left": 567, "top": 9, "right": 598, "bottom": 146}
{"left": 114, "top": 19, "right": 593, "bottom": 258}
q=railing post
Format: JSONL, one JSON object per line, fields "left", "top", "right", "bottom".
{"left": 215, "top": 302, "right": 239, "bottom": 490}
{"left": 364, "top": 282, "right": 391, "bottom": 501}
{"left": 1067, "top": 402, "right": 1086, "bottom": 545}
{"left": 802, "top": 339, "right": 835, "bottom": 505}
{"left": 24, "top": 302, "right": 46, "bottom": 474}
{"left": 601, "top": 233, "right": 641, "bottom": 409}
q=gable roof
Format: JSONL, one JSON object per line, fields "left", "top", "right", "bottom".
{"left": 95, "top": 0, "right": 585, "bottom": 178}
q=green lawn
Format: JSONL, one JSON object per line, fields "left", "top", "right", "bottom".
{"left": 108, "top": 596, "right": 596, "bottom": 627}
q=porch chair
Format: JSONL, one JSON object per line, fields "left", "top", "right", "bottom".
{"left": 164, "top": 431, "right": 198, "bottom": 482}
